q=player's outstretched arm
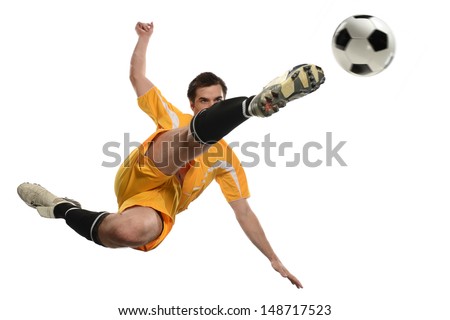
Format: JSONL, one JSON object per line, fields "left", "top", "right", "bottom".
{"left": 229, "top": 198, "right": 303, "bottom": 288}
{"left": 130, "top": 22, "right": 155, "bottom": 97}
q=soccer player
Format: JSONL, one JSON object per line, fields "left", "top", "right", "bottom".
{"left": 17, "top": 22, "right": 325, "bottom": 288}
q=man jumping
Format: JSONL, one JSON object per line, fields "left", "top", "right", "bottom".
{"left": 17, "top": 22, "right": 325, "bottom": 288}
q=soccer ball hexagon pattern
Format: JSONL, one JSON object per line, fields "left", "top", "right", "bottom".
{"left": 332, "top": 15, "right": 395, "bottom": 76}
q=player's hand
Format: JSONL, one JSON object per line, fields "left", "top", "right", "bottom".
{"left": 271, "top": 259, "right": 303, "bottom": 288}
{"left": 135, "top": 22, "right": 153, "bottom": 38}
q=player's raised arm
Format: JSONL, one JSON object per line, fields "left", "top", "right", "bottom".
{"left": 130, "top": 22, "right": 155, "bottom": 97}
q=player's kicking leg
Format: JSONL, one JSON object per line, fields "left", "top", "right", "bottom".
{"left": 149, "top": 64, "right": 325, "bottom": 175}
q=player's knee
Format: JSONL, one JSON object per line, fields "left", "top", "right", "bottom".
{"left": 112, "top": 213, "right": 162, "bottom": 247}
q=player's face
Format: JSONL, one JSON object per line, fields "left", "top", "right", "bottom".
{"left": 190, "top": 84, "right": 224, "bottom": 115}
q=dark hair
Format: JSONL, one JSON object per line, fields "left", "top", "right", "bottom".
{"left": 187, "top": 72, "right": 228, "bottom": 103}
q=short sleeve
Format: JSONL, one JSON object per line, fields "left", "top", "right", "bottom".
{"left": 137, "top": 87, "right": 191, "bottom": 129}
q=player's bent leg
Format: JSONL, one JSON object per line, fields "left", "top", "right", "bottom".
{"left": 97, "top": 206, "right": 163, "bottom": 248}
{"left": 18, "top": 183, "right": 164, "bottom": 249}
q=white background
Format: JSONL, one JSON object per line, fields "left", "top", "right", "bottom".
{"left": 1, "top": 0, "right": 449, "bottom": 319}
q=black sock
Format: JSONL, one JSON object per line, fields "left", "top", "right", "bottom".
{"left": 189, "top": 96, "right": 255, "bottom": 144}
{"left": 54, "top": 203, "right": 109, "bottom": 245}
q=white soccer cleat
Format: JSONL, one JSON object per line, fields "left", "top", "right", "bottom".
{"left": 17, "top": 182, "right": 81, "bottom": 218}
{"left": 248, "top": 64, "right": 325, "bottom": 117}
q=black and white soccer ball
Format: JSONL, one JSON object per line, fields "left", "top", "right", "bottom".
{"left": 332, "top": 15, "right": 395, "bottom": 76}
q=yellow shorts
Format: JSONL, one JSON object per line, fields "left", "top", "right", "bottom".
{"left": 114, "top": 129, "right": 181, "bottom": 251}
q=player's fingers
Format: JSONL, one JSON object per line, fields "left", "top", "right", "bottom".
{"left": 285, "top": 271, "right": 302, "bottom": 289}
{"left": 137, "top": 22, "right": 148, "bottom": 31}
{"left": 291, "top": 277, "right": 303, "bottom": 289}
{"left": 142, "top": 22, "right": 151, "bottom": 31}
